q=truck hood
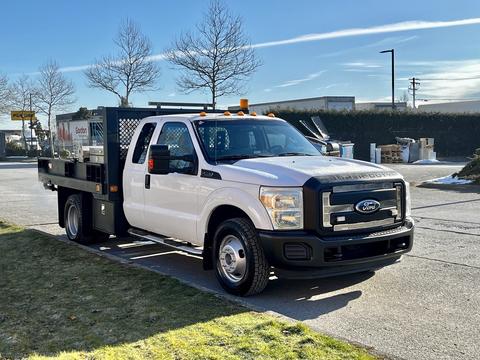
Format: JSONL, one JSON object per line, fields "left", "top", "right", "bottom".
{"left": 217, "top": 156, "right": 402, "bottom": 186}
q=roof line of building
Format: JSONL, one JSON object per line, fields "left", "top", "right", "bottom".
{"left": 250, "top": 96, "right": 355, "bottom": 107}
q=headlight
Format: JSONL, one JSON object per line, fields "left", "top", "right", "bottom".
{"left": 259, "top": 187, "right": 303, "bottom": 230}
{"left": 405, "top": 182, "right": 411, "bottom": 217}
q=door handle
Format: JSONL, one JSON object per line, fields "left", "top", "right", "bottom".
{"left": 145, "top": 174, "right": 151, "bottom": 189}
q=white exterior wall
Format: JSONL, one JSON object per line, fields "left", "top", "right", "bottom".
{"left": 247, "top": 97, "right": 354, "bottom": 114}
{"left": 356, "top": 102, "right": 408, "bottom": 111}
{"left": 418, "top": 100, "right": 480, "bottom": 114}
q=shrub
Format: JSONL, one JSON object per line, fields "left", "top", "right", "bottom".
{"left": 456, "top": 148, "right": 480, "bottom": 184}
{"left": 5, "top": 141, "right": 26, "bottom": 156}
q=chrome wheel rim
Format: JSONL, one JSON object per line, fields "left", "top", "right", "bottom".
{"left": 67, "top": 204, "right": 79, "bottom": 237}
{"left": 218, "top": 235, "right": 247, "bottom": 283}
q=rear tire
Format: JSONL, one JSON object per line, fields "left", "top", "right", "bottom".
{"left": 64, "top": 194, "right": 109, "bottom": 244}
{"left": 214, "top": 218, "right": 270, "bottom": 296}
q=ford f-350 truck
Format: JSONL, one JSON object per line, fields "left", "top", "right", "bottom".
{"left": 39, "top": 105, "right": 414, "bottom": 296}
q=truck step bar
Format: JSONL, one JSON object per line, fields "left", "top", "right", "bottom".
{"left": 128, "top": 228, "right": 203, "bottom": 256}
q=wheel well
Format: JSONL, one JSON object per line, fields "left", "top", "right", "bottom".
{"left": 58, "top": 187, "right": 92, "bottom": 228}
{"left": 202, "top": 205, "right": 251, "bottom": 270}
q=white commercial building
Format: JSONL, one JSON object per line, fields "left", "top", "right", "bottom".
{"left": 418, "top": 100, "right": 480, "bottom": 113}
{"left": 356, "top": 102, "right": 408, "bottom": 111}
{"left": 237, "top": 96, "right": 355, "bottom": 114}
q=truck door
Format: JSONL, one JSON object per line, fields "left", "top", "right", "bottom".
{"left": 143, "top": 122, "right": 198, "bottom": 243}
{"left": 123, "top": 122, "right": 157, "bottom": 227}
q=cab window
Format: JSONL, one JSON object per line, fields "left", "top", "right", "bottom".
{"left": 132, "top": 122, "right": 156, "bottom": 164}
{"left": 157, "top": 122, "right": 197, "bottom": 175}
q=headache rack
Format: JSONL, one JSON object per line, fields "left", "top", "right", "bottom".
{"left": 38, "top": 105, "right": 225, "bottom": 234}
{"left": 39, "top": 105, "right": 225, "bottom": 196}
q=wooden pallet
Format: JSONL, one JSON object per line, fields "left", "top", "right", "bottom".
{"left": 379, "top": 144, "right": 403, "bottom": 163}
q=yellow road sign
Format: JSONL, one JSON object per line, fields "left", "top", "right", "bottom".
{"left": 11, "top": 110, "right": 37, "bottom": 121}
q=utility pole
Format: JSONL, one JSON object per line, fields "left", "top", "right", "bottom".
{"left": 380, "top": 49, "right": 395, "bottom": 110}
{"left": 409, "top": 77, "right": 420, "bottom": 109}
{"left": 29, "top": 93, "right": 33, "bottom": 153}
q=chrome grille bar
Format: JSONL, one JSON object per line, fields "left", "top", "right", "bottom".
{"left": 333, "top": 182, "right": 393, "bottom": 193}
{"left": 322, "top": 192, "right": 333, "bottom": 228}
{"left": 334, "top": 218, "right": 395, "bottom": 231}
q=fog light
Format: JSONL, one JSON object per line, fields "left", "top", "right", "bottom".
{"left": 284, "top": 243, "right": 311, "bottom": 260}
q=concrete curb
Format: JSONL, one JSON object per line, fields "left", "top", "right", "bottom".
{"left": 0, "top": 157, "right": 38, "bottom": 163}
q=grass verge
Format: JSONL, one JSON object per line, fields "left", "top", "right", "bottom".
{"left": 0, "top": 222, "right": 376, "bottom": 360}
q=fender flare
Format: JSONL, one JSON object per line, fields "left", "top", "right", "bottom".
{"left": 197, "top": 187, "right": 273, "bottom": 243}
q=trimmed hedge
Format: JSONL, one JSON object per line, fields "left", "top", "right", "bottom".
{"left": 275, "top": 110, "right": 480, "bottom": 161}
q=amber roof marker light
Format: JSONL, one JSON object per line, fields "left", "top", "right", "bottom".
{"left": 199, "top": 111, "right": 207, "bottom": 116}
{"left": 224, "top": 111, "right": 231, "bottom": 116}
{"left": 239, "top": 98, "right": 249, "bottom": 110}
{"left": 267, "top": 113, "right": 275, "bottom": 118}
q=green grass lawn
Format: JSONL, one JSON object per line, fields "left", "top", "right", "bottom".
{"left": 0, "top": 222, "right": 377, "bottom": 360}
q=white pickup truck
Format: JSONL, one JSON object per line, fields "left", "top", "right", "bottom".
{"left": 39, "top": 106, "right": 414, "bottom": 296}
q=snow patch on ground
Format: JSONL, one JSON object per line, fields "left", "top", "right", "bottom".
{"left": 413, "top": 159, "right": 441, "bottom": 164}
{"left": 425, "top": 175, "right": 473, "bottom": 185}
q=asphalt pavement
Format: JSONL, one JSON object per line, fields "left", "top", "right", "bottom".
{"left": 0, "top": 161, "right": 479, "bottom": 360}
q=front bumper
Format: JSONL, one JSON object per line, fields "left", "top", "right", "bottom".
{"left": 258, "top": 217, "right": 414, "bottom": 279}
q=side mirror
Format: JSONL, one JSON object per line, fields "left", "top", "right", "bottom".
{"left": 148, "top": 144, "right": 170, "bottom": 174}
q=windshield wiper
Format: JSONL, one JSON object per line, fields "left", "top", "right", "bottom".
{"left": 277, "top": 152, "right": 313, "bottom": 157}
{"left": 215, "top": 154, "right": 271, "bottom": 162}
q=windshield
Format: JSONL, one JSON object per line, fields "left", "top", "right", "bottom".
{"left": 195, "top": 119, "right": 321, "bottom": 162}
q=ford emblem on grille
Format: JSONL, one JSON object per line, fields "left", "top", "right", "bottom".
{"left": 355, "top": 199, "right": 381, "bottom": 214}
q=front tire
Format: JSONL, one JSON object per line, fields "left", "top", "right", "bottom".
{"left": 64, "top": 194, "right": 109, "bottom": 244}
{"left": 214, "top": 218, "right": 270, "bottom": 296}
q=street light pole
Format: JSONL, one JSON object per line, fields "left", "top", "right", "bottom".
{"left": 380, "top": 49, "right": 395, "bottom": 110}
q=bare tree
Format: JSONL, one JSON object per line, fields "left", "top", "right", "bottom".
{"left": 85, "top": 19, "right": 160, "bottom": 107}
{"left": 36, "top": 60, "right": 76, "bottom": 156}
{"left": 399, "top": 91, "right": 409, "bottom": 104}
{"left": 166, "top": 0, "right": 261, "bottom": 108}
{"left": 0, "top": 74, "right": 10, "bottom": 114}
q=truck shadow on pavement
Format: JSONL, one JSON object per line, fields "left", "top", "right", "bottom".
{"left": 92, "top": 237, "right": 371, "bottom": 322}
{"left": 256, "top": 277, "right": 367, "bottom": 321}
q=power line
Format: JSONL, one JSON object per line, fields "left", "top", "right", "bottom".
{"left": 418, "top": 76, "right": 480, "bottom": 81}
{"left": 417, "top": 98, "right": 480, "bottom": 102}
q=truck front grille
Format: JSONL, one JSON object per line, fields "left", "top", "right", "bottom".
{"left": 324, "top": 235, "right": 410, "bottom": 262}
{"left": 321, "top": 182, "right": 403, "bottom": 232}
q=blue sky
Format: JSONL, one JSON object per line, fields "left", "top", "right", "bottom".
{"left": 1, "top": 0, "right": 480, "bottom": 128}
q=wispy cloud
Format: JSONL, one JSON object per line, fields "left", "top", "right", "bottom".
{"left": 317, "top": 82, "right": 350, "bottom": 90}
{"left": 317, "top": 35, "right": 418, "bottom": 58}
{"left": 274, "top": 71, "right": 326, "bottom": 88}
{"left": 405, "top": 59, "right": 480, "bottom": 99}
{"left": 52, "top": 17, "right": 480, "bottom": 74}
{"left": 343, "top": 62, "right": 382, "bottom": 68}
{"left": 343, "top": 68, "right": 378, "bottom": 73}
{"left": 367, "top": 74, "right": 389, "bottom": 78}
{"left": 251, "top": 18, "right": 480, "bottom": 48}
{"left": 363, "top": 35, "right": 419, "bottom": 48}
